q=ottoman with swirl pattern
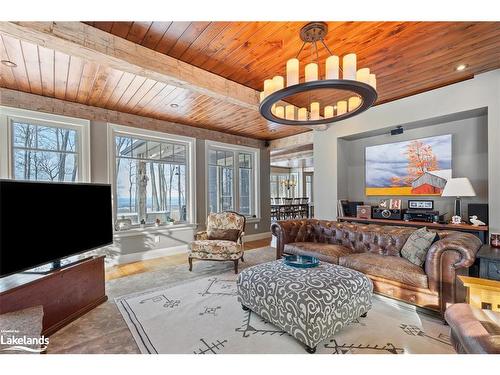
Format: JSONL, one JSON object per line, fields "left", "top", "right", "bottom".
{"left": 236, "top": 260, "right": 373, "bottom": 353}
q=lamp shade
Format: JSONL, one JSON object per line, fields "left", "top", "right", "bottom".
{"left": 442, "top": 177, "right": 476, "bottom": 197}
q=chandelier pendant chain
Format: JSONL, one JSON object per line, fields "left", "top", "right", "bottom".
{"left": 295, "top": 41, "right": 307, "bottom": 59}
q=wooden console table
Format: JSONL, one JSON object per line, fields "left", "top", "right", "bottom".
{"left": 458, "top": 275, "right": 500, "bottom": 312}
{"left": 337, "top": 216, "right": 489, "bottom": 243}
{"left": 0, "top": 256, "right": 107, "bottom": 336}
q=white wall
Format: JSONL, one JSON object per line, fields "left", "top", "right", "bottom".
{"left": 314, "top": 70, "right": 500, "bottom": 232}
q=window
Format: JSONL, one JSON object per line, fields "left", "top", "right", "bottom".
{"left": 0, "top": 107, "right": 90, "bottom": 181}
{"left": 270, "top": 171, "right": 298, "bottom": 198}
{"left": 110, "top": 125, "right": 194, "bottom": 226}
{"left": 238, "top": 153, "right": 252, "bottom": 215}
{"left": 12, "top": 122, "right": 78, "bottom": 181}
{"left": 207, "top": 142, "right": 259, "bottom": 217}
{"left": 305, "top": 173, "right": 313, "bottom": 202}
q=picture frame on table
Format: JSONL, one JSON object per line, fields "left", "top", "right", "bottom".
{"left": 379, "top": 199, "right": 389, "bottom": 208}
{"left": 491, "top": 233, "right": 500, "bottom": 248}
{"left": 389, "top": 199, "right": 402, "bottom": 210}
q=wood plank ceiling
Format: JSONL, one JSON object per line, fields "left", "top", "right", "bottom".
{"left": 87, "top": 22, "right": 500, "bottom": 101}
{"left": 2, "top": 22, "right": 500, "bottom": 140}
{"left": 0, "top": 34, "right": 290, "bottom": 139}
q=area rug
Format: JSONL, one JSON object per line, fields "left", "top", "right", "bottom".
{"left": 115, "top": 270, "right": 454, "bottom": 354}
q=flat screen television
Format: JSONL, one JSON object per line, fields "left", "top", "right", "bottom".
{"left": 0, "top": 180, "right": 113, "bottom": 277}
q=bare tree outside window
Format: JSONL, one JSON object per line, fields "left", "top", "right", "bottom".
{"left": 207, "top": 148, "right": 254, "bottom": 216}
{"left": 114, "top": 135, "right": 187, "bottom": 225}
{"left": 12, "top": 122, "right": 78, "bottom": 182}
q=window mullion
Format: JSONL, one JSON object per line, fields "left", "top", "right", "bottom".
{"left": 233, "top": 150, "right": 238, "bottom": 213}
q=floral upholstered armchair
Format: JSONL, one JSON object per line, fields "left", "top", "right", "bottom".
{"left": 188, "top": 211, "right": 246, "bottom": 273}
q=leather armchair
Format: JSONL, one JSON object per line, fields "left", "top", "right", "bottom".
{"left": 445, "top": 303, "right": 500, "bottom": 354}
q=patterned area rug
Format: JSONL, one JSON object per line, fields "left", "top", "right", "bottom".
{"left": 115, "top": 270, "right": 454, "bottom": 354}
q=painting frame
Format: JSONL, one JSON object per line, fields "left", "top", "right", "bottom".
{"left": 365, "top": 134, "right": 452, "bottom": 196}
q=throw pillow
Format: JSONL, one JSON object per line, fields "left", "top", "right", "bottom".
{"left": 400, "top": 227, "right": 437, "bottom": 267}
{"left": 207, "top": 228, "right": 240, "bottom": 242}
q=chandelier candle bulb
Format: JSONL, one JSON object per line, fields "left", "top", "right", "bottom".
{"left": 356, "top": 68, "right": 370, "bottom": 84}
{"left": 275, "top": 106, "right": 285, "bottom": 118}
{"left": 298, "top": 107, "right": 308, "bottom": 121}
{"left": 264, "top": 79, "right": 274, "bottom": 97}
{"left": 286, "top": 58, "right": 299, "bottom": 86}
{"left": 272, "top": 76, "right": 284, "bottom": 91}
{"left": 337, "top": 100, "right": 347, "bottom": 115}
{"left": 342, "top": 53, "right": 357, "bottom": 80}
{"left": 348, "top": 96, "right": 361, "bottom": 111}
{"left": 326, "top": 55, "right": 339, "bottom": 79}
{"left": 324, "top": 105, "right": 334, "bottom": 118}
{"left": 369, "top": 73, "right": 377, "bottom": 89}
{"left": 305, "top": 62, "right": 319, "bottom": 82}
{"left": 285, "top": 105, "right": 295, "bottom": 120}
{"left": 310, "top": 102, "right": 320, "bottom": 120}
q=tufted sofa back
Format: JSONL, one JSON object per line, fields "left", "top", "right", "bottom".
{"left": 274, "top": 219, "right": 439, "bottom": 257}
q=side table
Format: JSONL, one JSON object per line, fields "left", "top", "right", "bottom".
{"left": 477, "top": 245, "right": 500, "bottom": 281}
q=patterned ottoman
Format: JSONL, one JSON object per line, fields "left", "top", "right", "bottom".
{"left": 236, "top": 260, "right": 373, "bottom": 353}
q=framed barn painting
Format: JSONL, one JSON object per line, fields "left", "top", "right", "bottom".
{"left": 365, "top": 134, "right": 452, "bottom": 196}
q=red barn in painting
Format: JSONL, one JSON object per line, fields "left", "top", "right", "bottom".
{"left": 411, "top": 170, "right": 451, "bottom": 195}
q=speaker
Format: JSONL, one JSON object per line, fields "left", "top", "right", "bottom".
{"left": 468, "top": 203, "right": 488, "bottom": 225}
{"left": 372, "top": 208, "right": 405, "bottom": 220}
{"left": 342, "top": 201, "right": 364, "bottom": 217}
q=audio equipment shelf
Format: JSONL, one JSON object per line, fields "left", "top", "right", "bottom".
{"left": 337, "top": 216, "right": 488, "bottom": 243}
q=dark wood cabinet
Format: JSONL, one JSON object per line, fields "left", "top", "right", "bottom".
{"left": 0, "top": 256, "right": 107, "bottom": 336}
{"left": 477, "top": 245, "right": 500, "bottom": 281}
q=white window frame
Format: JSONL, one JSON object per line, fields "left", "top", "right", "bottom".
{"left": 107, "top": 123, "right": 196, "bottom": 228}
{"left": 205, "top": 140, "right": 260, "bottom": 220}
{"left": 0, "top": 106, "right": 90, "bottom": 181}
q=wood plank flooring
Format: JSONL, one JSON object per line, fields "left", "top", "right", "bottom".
{"left": 105, "top": 237, "right": 272, "bottom": 281}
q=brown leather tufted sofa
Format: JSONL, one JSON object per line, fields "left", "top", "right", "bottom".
{"left": 271, "top": 219, "right": 482, "bottom": 317}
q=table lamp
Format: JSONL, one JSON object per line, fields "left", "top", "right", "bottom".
{"left": 442, "top": 177, "right": 476, "bottom": 219}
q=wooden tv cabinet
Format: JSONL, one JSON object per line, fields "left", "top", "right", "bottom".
{"left": 0, "top": 256, "right": 107, "bottom": 336}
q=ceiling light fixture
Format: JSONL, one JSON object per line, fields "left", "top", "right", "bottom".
{"left": 170, "top": 103, "right": 179, "bottom": 108}
{"left": 1, "top": 60, "right": 17, "bottom": 68}
{"left": 455, "top": 64, "right": 467, "bottom": 71}
{"left": 259, "top": 22, "right": 377, "bottom": 126}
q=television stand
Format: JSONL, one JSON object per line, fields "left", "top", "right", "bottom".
{"left": 22, "top": 257, "right": 91, "bottom": 275}
{"left": 0, "top": 256, "right": 107, "bottom": 336}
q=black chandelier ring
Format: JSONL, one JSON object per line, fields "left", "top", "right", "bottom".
{"left": 259, "top": 79, "right": 378, "bottom": 126}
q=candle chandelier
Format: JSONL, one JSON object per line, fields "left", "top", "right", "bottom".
{"left": 280, "top": 178, "right": 297, "bottom": 190}
{"left": 259, "top": 22, "right": 378, "bottom": 126}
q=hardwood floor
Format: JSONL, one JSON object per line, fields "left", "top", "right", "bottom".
{"left": 105, "top": 237, "right": 272, "bottom": 281}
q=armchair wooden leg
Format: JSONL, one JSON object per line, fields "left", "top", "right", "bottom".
{"left": 188, "top": 257, "right": 193, "bottom": 271}
{"left": 241, "top": 253, "right": 244, "bottom": 262}
{"left": 233, "top": 259, "right": 239, "bottom": 274}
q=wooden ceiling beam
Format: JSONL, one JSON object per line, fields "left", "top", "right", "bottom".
{"left": 268, "top": 131, "right": 314, "bottom": 151}
{"left": 0, "top": 22, "right": 260, "bottom": 111}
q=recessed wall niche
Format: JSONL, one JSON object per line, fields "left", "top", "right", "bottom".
{"left": 336, "top": 111, "right": 488, "bottom": 221}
